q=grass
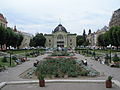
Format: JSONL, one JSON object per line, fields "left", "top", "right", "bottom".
{"left": 0, "top": 57, "right": 16, "bottom": 67}
{"left": 2, "top": 49, "right": 45, "bottom": 54}
{"left": 76, "top": 49, "right": 120, "bottom": 57}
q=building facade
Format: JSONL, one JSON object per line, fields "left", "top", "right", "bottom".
{"left": 0, "top": 13, "right": 7, "bottom": 50}
{"left": 0, "top": 13, "right": 7, "bottom": 28}
{"left": 44, "top": 24, "right": 76, "bottom": 48}
{"left": 109, "top": 8, "right": 120, "bottom": 27}
{"left": 13, "top": 26, "right": 32, "bottom": 49}
{"left": 86, "top": 26, "right": 108, "bottom": 48}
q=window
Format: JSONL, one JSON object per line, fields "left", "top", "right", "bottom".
{"left": 57, "top": 34, "right": 63, "bottom": 39}
{"left": 70, "top": 39, "right": 72, "bottom": 42}
{"left": 49, "top": 39, "right": 51, "bottom": 42}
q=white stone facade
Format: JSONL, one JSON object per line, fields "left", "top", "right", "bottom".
{"left": 44, "top": 24, "right": 76, "bottom": 48}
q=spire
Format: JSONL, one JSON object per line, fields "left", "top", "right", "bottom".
{"left": 14, "top": 25, "right": 17, "bottom": 32}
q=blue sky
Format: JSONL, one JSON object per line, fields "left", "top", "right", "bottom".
{"left": 0, "top": 0, "right": 120, "bottom": 35}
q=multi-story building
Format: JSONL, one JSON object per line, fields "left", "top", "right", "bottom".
{"left": 87, "top": 26, "right": 108, "bottom": 48}
{"left": 0, "top": 13, "right": 7, "bottom": 28}
{"left": 44, "top": 24, "right": 76, "bottom": 48}
{"left": 109, "top": 8, "right": 120, "bottom": 27}
{"left": 0, "top": 13, "right": 8, "bottom": 50}
{"left": 13, "top": 26, "right": 32, "bottom": 49}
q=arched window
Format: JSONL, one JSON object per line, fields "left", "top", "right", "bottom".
{"left": 57, "top": 34, "right": 63, "bottom": 39}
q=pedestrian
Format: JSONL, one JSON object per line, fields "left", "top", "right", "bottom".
{"left": 84, "top": 59, "right": 87, "bottom": 66}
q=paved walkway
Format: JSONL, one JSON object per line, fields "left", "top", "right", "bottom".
{"left": 0, "top": 53, "right": 120, "bottom": 83}
{"left": 0, "top": 54, "right": 48, "bottom": 82}
{"left": 75, "top": 54, "right": 120, "bottom": 81}
{"left": 1, "top": 83, "right": 119, "bottom": 90}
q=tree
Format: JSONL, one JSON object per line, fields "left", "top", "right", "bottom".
{"left": 16, "top": 34, "right": 23, "bottom": 48}
{"left": 0, "top": 26, "right": 6, "bottom": 49}
{"left": 29, "top": 39, "right": 35, "bottom": 47}
{"left": 76, "top": 35, "right": 84, "bottom": 46}
{"left": 88, "top": 29, "right": 91, "bottom": 35}
{"left": 83, "top": 29, "right": 86, "bottom": 42}
{"left": 97, "top": 26, "right": 120, "bottom": 49}
{"left": 30, "top": 33, "right": 46, "bottom": 47}
{"left": 109, "top": 26, "right": 120, "bottom": 49}
{"left": 0, "top": 26, "right": 23, "bottom": 50}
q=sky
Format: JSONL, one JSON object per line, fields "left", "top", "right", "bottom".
{"left": 0, "top": 0, "right": 120, "bottom": 35}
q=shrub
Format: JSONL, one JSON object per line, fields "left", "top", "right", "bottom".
{"left": 92, "top": 52, "right": 96, "bottom": 57}
{"left": 107, "top": 76, "right": 113, "bottom": 81}
{"left": 105, "top": 54, "right": 110, "bottom": 60}
{"left": 12, "top": 56, "right": 17, "bottom": 60}
{"left": 36, "top": 57, "right": 88, "bottom": 78}
{"left": 1, "top": 57, "right": 8, "bottom": 62}
{"left": 112, "top": 54, "right": 120, "bottom": 62}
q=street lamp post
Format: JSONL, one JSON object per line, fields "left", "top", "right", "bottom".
{"left": 9, "top": 50, "right": 13, "bottom": 66}
{"left": 109, "top": 44, "right": 112, "bottom": 64}
{"left": 25, "top": 49, "right": 27, "bottom": 60}
{"left": 93, "top": 46, "right": 95, "bottom": 59}
{"left": 10, "top": 52, "right": 12, "bottom": 66}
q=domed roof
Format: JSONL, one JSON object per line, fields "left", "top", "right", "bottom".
{"left": 53, "top": 24, "right": 67, "bottom": 33}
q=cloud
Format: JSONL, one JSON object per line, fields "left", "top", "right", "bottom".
{"left": 0, "top": 0, "right": 120, "bottom": 35}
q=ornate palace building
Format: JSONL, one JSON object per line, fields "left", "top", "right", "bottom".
{"left": 44, "top": 24, "right": 76, "bottom": 48}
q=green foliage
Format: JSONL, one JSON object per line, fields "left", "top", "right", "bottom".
{"left": 76, "top": 35, "right": 84, "bottom": 46}
{"left": 1, "top": 57, "right": 8, "bottom": 62}
{"left": 92, "top": 52, "right": 96, "bottom": 56}
{"left": 37, "top": 73, "right": 45, "bottom": 80}
{"left": 97, "top": 26, "right": 120, "bottom": 49}
{"left": 112, "top": 54, "right": 120, "bottom": 62}
{"left": 0, "top": 26, "right": 23, "bottom": 49}
{"left": 51, "top": 51, "right": 69, "bottom": 56}
{"left": 107, "top": 76, "right": 113, "bottom": 81}
{"left": 0, "top": 57, "right": 16, "bottom": 67}
{"left": 36, "top": 57, "right": 89, "bottom": 78}
{"left": 105, "top": 54, "right": 110, "bottom": 60}
{"left": 29, "top": 33, "right": 46, "bottom": 47}
{"left": 12, "top": 56, "right": 17, "bottom": 60}
{"left": 76, "top": 30, "right": 90, "bottom": 47}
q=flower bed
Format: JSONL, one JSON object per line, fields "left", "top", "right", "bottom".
{"left": 36, "top": 57, "right": 89, "bottom": 78}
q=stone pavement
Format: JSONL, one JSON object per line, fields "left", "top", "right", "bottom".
{"left": 1, "top": 83, "right": 119, "bottom": 90}
{"left": 75, "top": 54, "right": 120, "bottom": 81}
{"left": 0, "top": 53, "right": 120, "bottom": 82}
{"left": 0, "top": 54, "right": 48, "bottom": 82}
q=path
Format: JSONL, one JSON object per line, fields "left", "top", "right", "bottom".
{"left": 75, "top": 54, "right": 120, "bottom": 81}
{"left": 0, "top": 54, "right": 48, "bottom": 82}
{"left": 1, "top": 53, "right": 120, "bottom": 82}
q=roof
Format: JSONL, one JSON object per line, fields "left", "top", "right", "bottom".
{"left": 0, "top": 13, "right": 7, "bottom": 23}
{"left": 44, "top": 34, "right": 53, "bottom": 36}
{"left": 53, "top": 24, "right": 67, "bottom": 33}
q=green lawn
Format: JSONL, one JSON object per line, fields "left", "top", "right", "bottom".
{"left": 0, "top": 57, "right": 16, "bottom": 67}
{"left": 3, "top": 49, "right": 45, "bottom": 54}
{"left": 76, "top": 49, "right": 120, "bottom": 56}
